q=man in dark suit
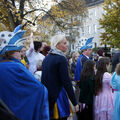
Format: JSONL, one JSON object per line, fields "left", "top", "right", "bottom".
{"left": 74, "top": 37, "right": 93, "bottom": 81}
{"left": 74, "top": 38, "right": 94, "bottom": 120}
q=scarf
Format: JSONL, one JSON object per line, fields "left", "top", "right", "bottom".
{"left": 49, "top": 48, "right": 66, "bottom": 58}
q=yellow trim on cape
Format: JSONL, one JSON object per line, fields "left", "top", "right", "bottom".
{"left": 53, "top": 100, "right": 74, "bottom": 119}
{"left": 53, "top": 102, "right": 59, "bottom": 119}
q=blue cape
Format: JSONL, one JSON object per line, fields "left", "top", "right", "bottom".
{"left": 0, "top": 58, "right": 49, "bottom": 120}
{"left": 74, "top": 54, "right": 83, "bottom": 81}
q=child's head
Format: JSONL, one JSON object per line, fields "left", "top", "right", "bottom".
{"left": 81, "top": 60, "right": 95, "bottom": 81}
{"left": 115, "top": 63, "right": 120, "bottom": 75}
{"left": 42, "top": 46, "right": 51, "bottom": 56}
{"left": 33, "top": 41, "right": 42, "bottom": 52}
{"left": 97, "top": 57, "right": 110, "bottom": 72}
{"left": 95, "top": 57, "right": 110, "bottom": 95}
{"left": 97, "top": 49, "right": 105, "bottom": 57}
{"left": 72, "top": 52, "right": 80, "bottom": 63}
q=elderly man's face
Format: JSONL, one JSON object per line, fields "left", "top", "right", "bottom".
{"left": 56, "top": 38, "right": 68, "bottom": 52}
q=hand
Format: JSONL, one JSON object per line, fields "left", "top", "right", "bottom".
{"left": 75, "top": 104, "right": 79, "bottom": 112}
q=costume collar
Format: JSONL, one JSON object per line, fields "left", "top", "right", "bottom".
{"left": 83, "top": 54, "right": 89, "bottom": 59}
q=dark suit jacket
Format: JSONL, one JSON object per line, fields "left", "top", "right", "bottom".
{"left": 41, "top": 53, "right": 77, "bottom": 110}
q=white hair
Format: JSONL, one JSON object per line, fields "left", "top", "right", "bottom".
{"left": 51, "top": 34, "right": 66, "bottom": 48}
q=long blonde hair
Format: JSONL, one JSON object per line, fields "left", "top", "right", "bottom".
{"left": 72, "top": 52, "right": 79, "bottom": 63}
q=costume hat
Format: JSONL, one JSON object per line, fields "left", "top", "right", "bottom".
{"left": 0, "top": 25, "right": 26, "bottom": 55}
{"left": 80, "top": 37, "right": 94, "bottom": 51}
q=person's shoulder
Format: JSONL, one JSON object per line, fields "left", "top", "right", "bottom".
{"left": 0, "top": 61, "right": 27, "bottom": 75}
{"left": 54, "top": 55, "right": 67, "bottom": 65}
{"left": 13, "top": 62, "right": 28, "bottom": 72}
{"left": 51, "top": 53, "right": 66, "bottom": 60}
{"left": 117, "top": 51, "right": 120, "bottom": 54}
{"left": 59, "top": 56, "right": 68, "bottom": 63}
{"left": 0, "top": 60, "right": 21, "bottom": 66}
{"left": 114, "top": 52, "right": 120, "bottom": 57}
{"left": 39, "top": 53, "right": 45, "bottom": 58}
{"left": 43, "top": 54, "right": 66, "bottom": 64}
{"left": 37, "top": 81, "right": 48, "bottom": 93}
{"left": 103, "top": 72, "right": 112, "bottom": 79}
{"left": 104, "top": 72, "right": 111, "bottom": 76}
{"left": 79, "top": 54, "right": 83, "bottom": 58}
{"left": 82, "top": 54, "right": 88, "bottom": 59}
{"left": 81, "top": 55, "right": 88, "bottom": 61}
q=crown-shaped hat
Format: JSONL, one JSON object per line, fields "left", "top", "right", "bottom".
{"left": 80, "top": 37, "right": 94, "bottom": 51}
{"left": 0, "top": 25, "right": 26, "bottom": 55}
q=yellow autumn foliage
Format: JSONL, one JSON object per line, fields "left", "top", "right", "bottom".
{"left": 99, "top": 0, "right": 120, "bottom": 48}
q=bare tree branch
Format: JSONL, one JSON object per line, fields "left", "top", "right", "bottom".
{"left": 10, "top": 0, "right": 15, "bottom": 7}
{"left": 19, "top": 0, "right": 25, "bottom": 18}
{"left": 23, "top": 9, "right": 40, "bottom": 17}
{"left": 23, "top": 18, "right": 35, "bottom": 25}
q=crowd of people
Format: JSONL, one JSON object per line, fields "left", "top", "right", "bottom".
{"left": 0, "top": 25, "right": 120, "bottom": 120}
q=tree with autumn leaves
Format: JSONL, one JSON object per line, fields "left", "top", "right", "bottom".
{"left": 37, "top": 0, "right": 87, "bottom": 42}
{"left": 40, "top": 0, "right": 87, "bottom": 31}
{"left": 99, "top": 0, "right": 120, "bottom": 48}
{"left": 0, "top": 0, "right": 86, "bottom": 34}
{"left": 0, "top": 0, "right": 52, "bottom": 31}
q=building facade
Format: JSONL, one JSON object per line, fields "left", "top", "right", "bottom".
{"left": 73, "top": 0, "right": 105, "bottom": 51}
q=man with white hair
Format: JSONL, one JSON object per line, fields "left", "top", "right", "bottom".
{"left": 41, "top": 34, "right": 79, "bottom": 120}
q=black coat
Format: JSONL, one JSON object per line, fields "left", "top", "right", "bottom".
{"left": 111, "top": 52, "right": 120, "bottom": 72}
{"left": 79, "top": 77, "right": 94, "bottom": 105}
{"left": 41, "top": 53, "right": 77, "bottom": 110}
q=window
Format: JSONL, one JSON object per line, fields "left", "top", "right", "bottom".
{"left": 87, "top": 10, "right": 90, "bottom": 18}
{"left": 93, "top": 24, "right": 97, "bottom": 33}
{"left": 93, "top": 9, "right": 96, "bottom": 16}
{"left": 81, "top": 27, "right": 85, "bottom": 36}
{"left": 87, "top": 26, "right": 91, "bottom": 35}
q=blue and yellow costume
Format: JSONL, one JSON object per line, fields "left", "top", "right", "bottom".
{"left": 41, "top": 48, "right": 77, "bottom": 119}
{"left": 0, "top": 25, "right": 49, "bottom": 120}
{"left": 74, "top": 37, "right": 94, "bottom": 81}
{"left": 0, "top": 57, "right": 49, "bottom": 120}
{"left": 53, "top": 88, "right": 74, "bottom": 119}
{"left": 21, "top": 56, "right": 29, "bottom": 68}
